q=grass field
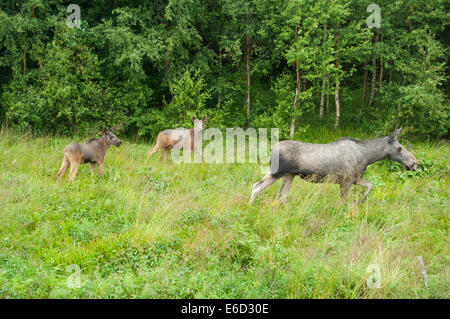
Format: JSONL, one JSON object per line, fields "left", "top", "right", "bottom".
{"left": 0, "top": 128, "right": 448, "bottom": 298}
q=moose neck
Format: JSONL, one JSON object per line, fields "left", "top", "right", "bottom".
{"left": 190, "top": 128, "right": 202, "bottom": 140}
{"left": 99, "top": 136, "right": 111, "bottom": 151}
{"left": 359, "top": 137, "right": 390, "bottom": 167}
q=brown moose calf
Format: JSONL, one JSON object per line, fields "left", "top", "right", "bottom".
{"left": 57, "top": 127, "right": 122, "bottom": 183}
{"left": 147, "top": 116, "right": 206, "bottom": 160}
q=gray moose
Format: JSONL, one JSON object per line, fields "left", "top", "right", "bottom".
{"left": 249, "top": 128, "right": 418, "bottom": 205}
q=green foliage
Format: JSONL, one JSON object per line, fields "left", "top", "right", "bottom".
{"left": 0, "top": 0, "right": 448, "bottom": 138}
{"left": 135, "top": 68, "right": 211, "bottom": 137}
{"left": 167, "top": 68, "right": 211, "bottom": 120}
{"left": 254, "top": 72, "right": 312, "bottom": 139}
{"left": 2, "top": 22, "right": 127, "bottom": 134}
{"left": 388, "top": 83, "right": 449, "bottom": 137}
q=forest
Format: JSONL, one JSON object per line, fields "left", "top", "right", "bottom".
{"left": 0, "top": 0, "right": 448, "bottom": 139}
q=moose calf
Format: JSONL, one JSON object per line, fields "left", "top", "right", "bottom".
{"left": 147, "top": 116, "right": 206, "bottom": 160}
{"left": 57, "top": 127, "right": 121, "bottom": 183}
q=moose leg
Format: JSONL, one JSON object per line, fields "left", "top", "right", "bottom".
{"left": 98, "top": 162, "right": 105, "bottom": 176}
{"left": 249, "top": 173, "right": 279, "bottom": 205}
{"left": 173, "top": 143, "right": 189, "bottom": 162}
{"left": 356, "top": 179, "right": 373, "bottom": 204}
{"left": 277, "top": 174, "right": 295, "bottom": 204}
{"left": 162, "top": 147, "right": 170, "bottom": 160}
{"left": 339, "top": 182, "right": 352, "bottom": 201}
{"left": 147, "top": 144, "right": 161, "bottom": 160}
{"left": 192, "top": 143, "right": 202, "bottom": 163}
{"left": 57, "top": 155, "right": 70, "bottom": 183}
{"left": 90, "top": 163, "right": 96, "bottom": 175}
{"left": 68, "top": 162, "right": 80, "bottom": 183}
{"left": 193, "top": 148, "right": 202, "bottom": 162}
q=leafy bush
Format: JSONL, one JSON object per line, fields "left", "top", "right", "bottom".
{"left": 385, "top": 82, "right": 449, "bottom": 138}
{"left": 3, "top": 25, "right": 125, "bottom": 135}
{"left": 135, "top": 68, "right": 211, "bottom": 137}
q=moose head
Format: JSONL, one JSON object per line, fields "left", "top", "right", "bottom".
{"left": 102, "top": 127, "right": 122, "bottom": 147}
{"left": 191, "top": 115, "right": 207, "bottom": 135}
{"left": 385, "top": 128, "right": 418, "bottom": 171}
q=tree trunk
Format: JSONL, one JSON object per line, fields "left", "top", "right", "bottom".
{"left": 334, "top": 22, "right": 340, "bottom": 129}
{"left": 218, "top": 47, "right": 222, "bottom": 108}
{"left": 289, "top": 65, "right": 301, "bottom": 138}
{"left": 165, "top": 49, "right": 170, "bottom": 71}
{"left": 319, "top": 76, "right": 325, "bottom": 119}
{"left": 334, "top": 80, "right": 340, "bottom": 129}
{"left": 408, "top": 13, "right": 411, "bottom": 33}
{"left": 317, "top": 79, "right": 321, "bottom": 105}
{"left": 362, "top": 59, "right": 368, "bottom": 103}
{"left": 289, "top": 18, "right": 301, "bottom": 138}
{"left": 23, "top": 50, "right": 27, "bottom": 74}
{"left": 368, "top": 55, "right": 376, "bottom": 106}
{"left": 389, "top": 60, "right": 392, "bottom": 83}
{"left": 368, "top": 32, "right": 379, "bottom": 107}
{"left": 379, "top": 34, "right": 383, "bottom": 89}
{"left": 326, "top": 79, "right": 330, "bottom": 115}
{"left": 379, "top": 57, "right": 383, "bottom": 89}
{"left": 246, "top": 33, "right": 251, "bottom": 121}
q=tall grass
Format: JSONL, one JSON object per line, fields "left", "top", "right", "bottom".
{"left": 0, "top": 129, "right": 448, "bottom": 298}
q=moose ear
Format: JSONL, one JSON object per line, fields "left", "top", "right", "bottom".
{"left": 191, "top": 116, "right": 195, "bottom": 122}
{"left": 109, "top": 127, "right": 115, "bottom": 133}
{"left": 202, "top": 115, "right": 207, "bottom": 121}
{"left": 102, "top": 127, "right": 107, "bottom": 134}
{"left": 388, "top": 128, "right": 402, "bottom": 143}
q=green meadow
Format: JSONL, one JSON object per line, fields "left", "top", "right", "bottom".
{"left": 0, "top": 128, "right": 448, "bottom": 298}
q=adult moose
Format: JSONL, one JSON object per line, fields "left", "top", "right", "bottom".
{"left": 147, "top": 116, "right": 206, "bottom": 160}
{"left": 249, "top": 129, "right": 418, "bottom": 205}
{"left": 57, "top": 127, "right": 122, "bottom": 183}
